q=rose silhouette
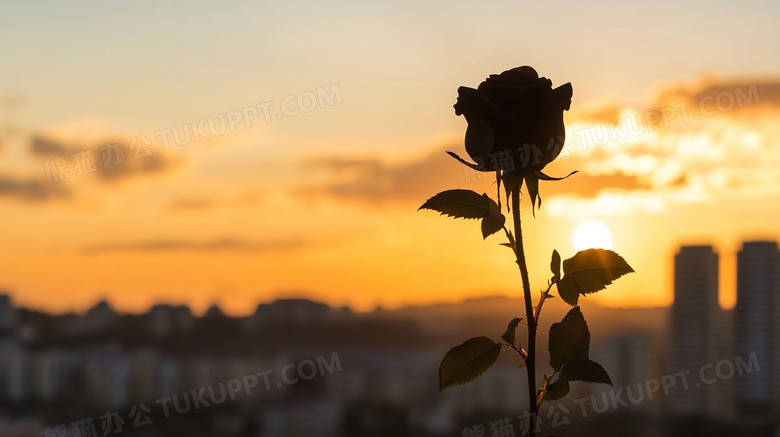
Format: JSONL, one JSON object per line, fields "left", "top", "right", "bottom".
{"left": 452, "top": 66, "right": 572, "bottom": 174}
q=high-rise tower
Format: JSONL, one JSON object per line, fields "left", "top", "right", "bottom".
{"left": 735, "top": 241, "right": 780, "bottom": 415}
{"left": 669, "top": 245, "right": 721, "bottom": 415}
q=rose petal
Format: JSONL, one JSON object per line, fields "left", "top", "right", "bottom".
{"left": 552, "top": 83, "right": 573, "bottom": 111}
{"left": 501, "top": 66, "right": 538, "bottom": 80}
{"left": 455, "top": 87, "right": 515, "bottom": 121}
{"left": 462, "top": 111, "right": 495, "bottom": 168}
{"left": 489, "top": 79, "right": 553, "bottom": 117}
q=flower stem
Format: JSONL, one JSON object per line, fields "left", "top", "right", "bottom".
{"left": 512, "top": 186, "right": 538, "bottom": 436}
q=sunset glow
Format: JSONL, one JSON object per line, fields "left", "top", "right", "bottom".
{"left": 1, "top": 1, "right": 779, "bottom": 315}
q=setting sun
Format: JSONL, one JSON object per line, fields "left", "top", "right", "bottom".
{"left": 572, "top": 220, "right": 613, "bottom": 251}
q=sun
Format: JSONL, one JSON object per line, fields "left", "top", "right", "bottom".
{"left": 572, "top": 220, "right": 613, "bottom": 251}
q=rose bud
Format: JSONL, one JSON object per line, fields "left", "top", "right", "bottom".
{"left": 452, "top": 66, "right": 572, "bottom": 174}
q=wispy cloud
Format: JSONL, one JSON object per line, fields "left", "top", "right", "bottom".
{"left": 95, "top": 150, "right": 182, "bottom": 183}
{"left": 296, "top": 148, "right": 467, "bottom": 205}
{"left": 0, "top": 176, "right": 71, "bottom": 201}
{"left": 167, "top": 198, "right": 215, "bottom": 212}
{"left": 29, "top": 134, "right": 183, "bottom": 184}
{"left": 30, "top": 135, "right": 70, "bottom": 156}
{"left": 166, "top": 191, "right": 263, "bottom": 213}
{"left": 82, "top": 238, "right": 304, "bottom": 254}
{"left": 655, "top": 77, "right": 780, "bottom": 111}
{"left": 544, "top": 172, "right": 663, "bottom": 198}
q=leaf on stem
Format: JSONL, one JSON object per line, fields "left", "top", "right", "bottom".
{"left": 543, "top": 307, "right": 613, "bottom": 404}
{"left": 543, "top": 379, "right": 570, "bottom": 401}
{"left": 559, "top": 358, "right": 612, "bottom": 385}
{"left": 556, "top": 249, "right": 635, "bottom": 306}
{"left": 542, "top": 360, "right": 612, "bottom": 402}
{"left": 550, "top": 249, "right": 561, "bottom": 280}
{"left": 439, "top": 336, "right": 502, "bottom": 391}
{"left": 419, "top": 189, "right": 490, "bottom": 220}
{"left": 481, "top": 194, "right": 506, "bottom": 239}
{"left": 501, "top": 317, "right": 523, "bottom": 346}
{"left": 548, "top": 307, "right": 590, "bottom": 371}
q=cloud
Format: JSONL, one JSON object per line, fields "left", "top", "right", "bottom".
{"left": 654, "top": 77, "right": 780, "bottom": 113}
{"left": 166, "top": 191, "right": 263, "bottom": 213}
{"left": 95, "top": 149, "right": 182, "bottom": 183}
{"left": 167, "top": 198, "right": 215, "bottom": 212}
{"left": 82, "top": 238, "right": 304, "bottom": 254}
{"left": 297, "top": 145, "right": 670, "bottom": 207}
{"left": 30, "top": 135, "right": 70, "bottom": 156}
{"left": 543, "top": 76, "right": 780, "bottom": 216}
{"left": 29, "top": 135, "right": 182, "bottom": 184}
{"left": 298, "top": 143, "right": 667, "bottom": 206}
{"left": 296, "top": 148, "right": 467, "bottom": 205}
{"left": 569, "top": 104, "right": 624, "bottom": 125}
{"left": 0, "top": 176, "right": 71, "bottom": 201}
{"left": 543, "top": 172, "right": 653, "bottom": 198}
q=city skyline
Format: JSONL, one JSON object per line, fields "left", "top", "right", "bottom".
{"left": 0, "top": 275, "right": 666, "bottom": 437}
{"left": 2, "top": 241, "right": 777, "bottom": 435}
{"left": 2, "top": 238, "right": 776, "bottom": 317}
{"left": 665, "top": 240, "right": 780, "bottom": 430}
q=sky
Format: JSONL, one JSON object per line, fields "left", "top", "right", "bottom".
{"left": 1, "top": 0, "right": 779, "bottom": 315}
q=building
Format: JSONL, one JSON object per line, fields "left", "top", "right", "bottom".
{"left": 249, "top": 299, "right": 335, "bottom": 328}
{"left": 0, "top": 294, "right": 16, "bottom": 333}
{"left": 668, "top": 245, "right": 723, "bottom": 416}
{"left": 0, "top": 339, "right": 27, "bottom": 401}
{"left": 593, "top": 332, "right": 653, "bottom": 390}
{"left": 148, "top": 304, "right": 195, "bottom": 336}
{"left": 734, "top": 241, "right": 780, "bottom": 416}
{"left": 86, "top": 300, "right": 118, "bottom": 330}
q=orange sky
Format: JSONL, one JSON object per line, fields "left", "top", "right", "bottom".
{"left": 1, "top": 1, "right": 780, "bottom": 315}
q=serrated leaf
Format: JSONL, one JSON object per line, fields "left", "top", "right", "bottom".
{"left": 439, "top": 336, "right": 502, "bottom": 391}
{"left": 560, "top": 358, "right": 612, "bottom": 385}
{"left": 481, "top": 194, "right": 505, "bottom": 239}
{"left": 548, "top": 307, "right": 590, "bottom": 371}
{"left": 551, "top": 249, "right": 561, "bottom": 280}
{"left": 501, "top": 317, "right": 522, "bottom": 346}
{"left": 419, "top": 189, "right": 490, "bottom": 220}
{"left": 543, "top": 379, "right": 570, "bottom": 401}
{"left": 556, "top": 249, "right": 635, "bottom": 306}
